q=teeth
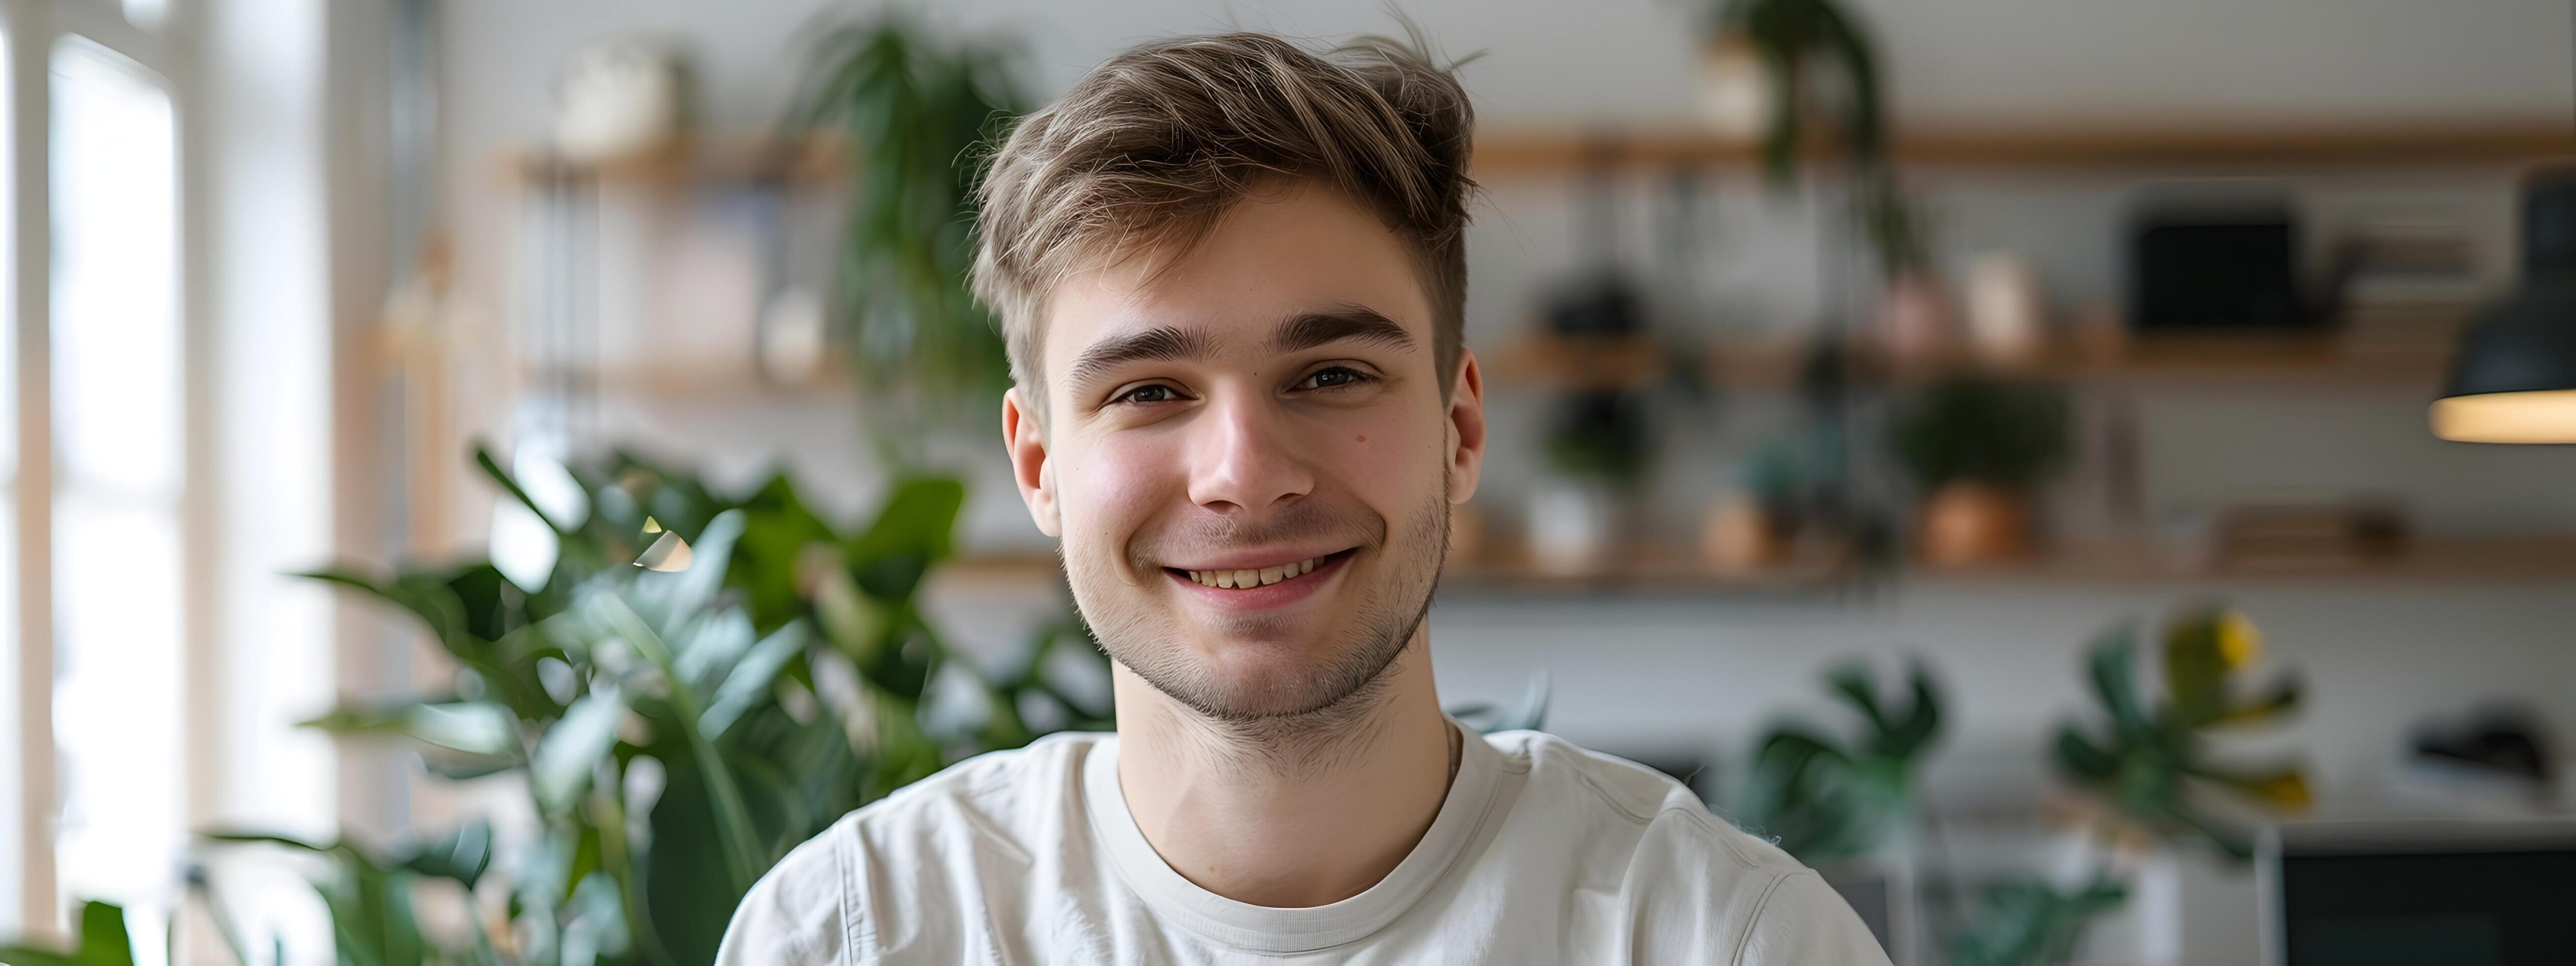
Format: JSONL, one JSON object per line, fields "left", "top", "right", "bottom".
{"left": 1185, "top": 556, "right": 1326, "bottom": 588}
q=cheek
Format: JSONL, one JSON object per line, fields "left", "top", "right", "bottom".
{"left": 1058, "top": 431, "right": 1184, "bottom": 549}
{"left": 1315, "top": 403, "right": 1446, "bottom": 500}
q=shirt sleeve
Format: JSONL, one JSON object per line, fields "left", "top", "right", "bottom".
{"left": 715, "top": 826, "right": 859, "bottom": 966}
{"left": 1735, "top": 871, "right": 1894, "bottom": 966}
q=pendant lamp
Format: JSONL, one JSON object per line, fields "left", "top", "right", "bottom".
{"left": 2432, "top": 167, "right": 2576, "bottom": 443}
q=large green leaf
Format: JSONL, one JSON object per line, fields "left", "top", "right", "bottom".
{"left": 846, "top": 477, "right": 964, "bottom": 600}
{"left": 0, "top": 900, "right": 134, "bottom": 966}
{"left": 730, "top": 474, "right": 844, "bottom": 632}
{"left": 304, "top": 699, "right": 519, "bottom": 761}
{"left": 530, "top": 685, "right": 626, "bottom": 815}
{"left": 702, "top": 622, "right": 813, "bottom": 739}
{"left": 598, "top": 596, "right": 763, "bottom": 895}
{"left": 398, "top": 822, "right": 494, "bottom": 892}
{"left": 300, "top": 568, "right": 469, "bottom": 650}
{"left": 640, "top": 760, "right": 753, "bottom": 966}
{"left": 2084, "top": 628, "right": 2153, "bottom": 737}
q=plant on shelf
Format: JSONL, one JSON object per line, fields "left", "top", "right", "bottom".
{"left": 786, "top": 15, "right": 1027, "bottom": 462}
{"left": 1888, "top": 377, "right": 2072, "bottom": 566}
{"left": 210, "top": 446, "right": 1108, "bottom": 965}
{"left": 1736, "top": 659, "right": 1945, "bottom": 865}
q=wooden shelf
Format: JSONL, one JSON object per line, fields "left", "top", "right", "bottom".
{"left": 1921, "top": 536, "right": 2576, "bottom": 585}
{"left": 502, "top": 133, "right": 845, "bottom": 188}
{"left": 520, "top": 360, "right": 853, "bottom": 401}
{"left": 1440, "top": 541, "right": 1853, "bottom": 596}
{"left": 1433, "top": 534, "right": 2576, "bottom": 596}
{"left": 1492, "top": 331, "right": 2458, "bottom": 393}
{"left": 1472, "top": 118, "right": 2576, "bottom": 176}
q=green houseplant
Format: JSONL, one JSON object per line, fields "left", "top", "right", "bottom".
{"left": 1736, "top": 659, "right": 1944, "bottom": 865}
{"left": 209, "top": 447, "right": 1107, "bottom": 965}
{"left": 785, "top": 15, "right": 1027, "bottom": 463}
{"left": 1951, "top": 605, "right": 2307, "bottom": 965}
{"left": 1888, "top": 378, "right": 2072, "bottom": 566}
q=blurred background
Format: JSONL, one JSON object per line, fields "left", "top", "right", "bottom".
{"left": 7, "top": 1, "right": 2576, "bottom": 963}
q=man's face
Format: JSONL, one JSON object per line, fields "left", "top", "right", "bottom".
{"left": 1003, "top": 180, "right": 1485, "bottom": 721}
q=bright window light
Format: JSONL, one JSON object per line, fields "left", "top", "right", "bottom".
{"left": 48, "top": 37, "right": 183, "bottom": 947}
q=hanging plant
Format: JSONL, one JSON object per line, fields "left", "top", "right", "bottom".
{"left": 786, "top": 16, "right": 1027, "bottom": 459}
{"left": 1703, "top": 0, "right": 1885, "bottom": 185}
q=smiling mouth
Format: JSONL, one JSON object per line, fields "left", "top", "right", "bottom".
{"left": 1172, "top": 550, "right": 1353, "bottom": 589}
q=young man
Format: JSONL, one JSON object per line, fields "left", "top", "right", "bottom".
{"left": 718, "top": 32, "right": 1887, "bottom": 964}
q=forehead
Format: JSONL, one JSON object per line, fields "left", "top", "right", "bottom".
{"left": 1039, "top": 181, "right": 1435, "bottom": 375}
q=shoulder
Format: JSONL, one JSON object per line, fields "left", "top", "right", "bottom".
{"left": 1485, "top": 729, "right": 1799, "bottom": 874}
{"left": 1481, "top": 731, "right": 1887, "bottom": 965}
{"left": 714, "top": 730, "right": 1110, "bottom": 965}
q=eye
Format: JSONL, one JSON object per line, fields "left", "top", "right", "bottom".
{"left": 1298, "top": 366, "right": 1376, "bottom": 391}
{"left": 1113, "top": 383, "right": 1184, "bottom": 405}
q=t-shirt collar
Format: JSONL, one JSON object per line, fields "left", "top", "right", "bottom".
{"left": 1081, "top": 717, "right": 1504, "bottom": 955}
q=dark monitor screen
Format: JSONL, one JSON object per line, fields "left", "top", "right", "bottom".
{"left": 2280, "top": 848, "right": 2576, "bottom": 966}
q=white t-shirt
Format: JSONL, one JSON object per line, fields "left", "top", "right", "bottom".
{"left": 716, "top": 725, "right": 1889, "bottom": 964}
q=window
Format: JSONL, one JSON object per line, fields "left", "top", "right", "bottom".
{"left": 2, "top": 2, "right": 193, "bottom": 951}
{"left": 47, "top": 34, "right": 183, "bottom": 940}
{"left": 2, "top": 0, "right": 338, "bottom": 952}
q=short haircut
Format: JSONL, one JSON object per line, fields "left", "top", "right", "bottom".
{"left": 970, "top": 31, "right": 1477, "bottom": 412}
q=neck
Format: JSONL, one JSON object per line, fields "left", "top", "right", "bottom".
{"left": 1111, "top": 629, "right": 1456, "bottom": 908}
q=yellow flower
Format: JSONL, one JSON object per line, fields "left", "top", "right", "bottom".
{"left": 2216, "top": 611, "right": 2263, "bottom": 669}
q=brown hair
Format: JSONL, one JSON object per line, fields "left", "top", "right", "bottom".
{"left": 970, "top": 31, "right": 1476, "bottom": 410}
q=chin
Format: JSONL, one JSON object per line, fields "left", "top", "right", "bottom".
{"left": 1121, "top": 613, "right": 1414, "bottom": 722}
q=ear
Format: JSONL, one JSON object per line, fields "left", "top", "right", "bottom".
{"left": 1002, "top": 386, "right": 1061, "bottom": 537}
{"left": 1444, "top": 349, "right": 1487, "bottom": 505}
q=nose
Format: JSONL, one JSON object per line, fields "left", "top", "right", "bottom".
{"left": 1186, "top": 388, "right": 1315, "bottom": 517}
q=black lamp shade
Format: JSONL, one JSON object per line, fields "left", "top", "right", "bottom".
{"left": 2431, "top": 171, "right": 2576, "bottom": 443}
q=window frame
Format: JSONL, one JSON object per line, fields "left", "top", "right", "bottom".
{"left": 2, "top": 0, "right": 204, "bottom": 938}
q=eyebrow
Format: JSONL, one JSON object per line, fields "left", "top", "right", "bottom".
{"left": 1062, "top": 306, "right": 1418, "bottom": 397}
{"left": 1066, "top": 325, "right": 1215, "bottom": 394}
{"left": 1269, "top": 306, "right": 1418, "bottom": 356}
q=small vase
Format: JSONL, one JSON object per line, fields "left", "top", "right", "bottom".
{"left": 1528, "top": 484, "right": 1618, "bottom": 576}
{"left": 1919, "top": 482, "right": 2032, "bottom": 566}
{"left": 1697, "top": 33, "right": 1775, "bottom": 140}
{"left": 1879, "top": 272, "right": 1954, "bottom": 363}
{"left": 1703, "top": 492, "right": 1798, "bottom": 575}
{"left": 1964, "top": 252, "right": 2048, "bottom": 363}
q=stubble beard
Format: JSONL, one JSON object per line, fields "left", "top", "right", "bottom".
{"left": 1066, "top": 488, "right": 1451, "bottom": 761}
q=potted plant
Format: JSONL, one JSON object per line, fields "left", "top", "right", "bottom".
{"left": 1953, "top": 606, "right": 2307, "bottom": 965}
{"left": 1888, "top": 378, "right": 2071, "bottom": 566}
{"left": 1704, "top": 426, "right": 1843, "bottom": 573}
{"left": 1532, "top": 391, "right": 1654, "bottom": 575}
